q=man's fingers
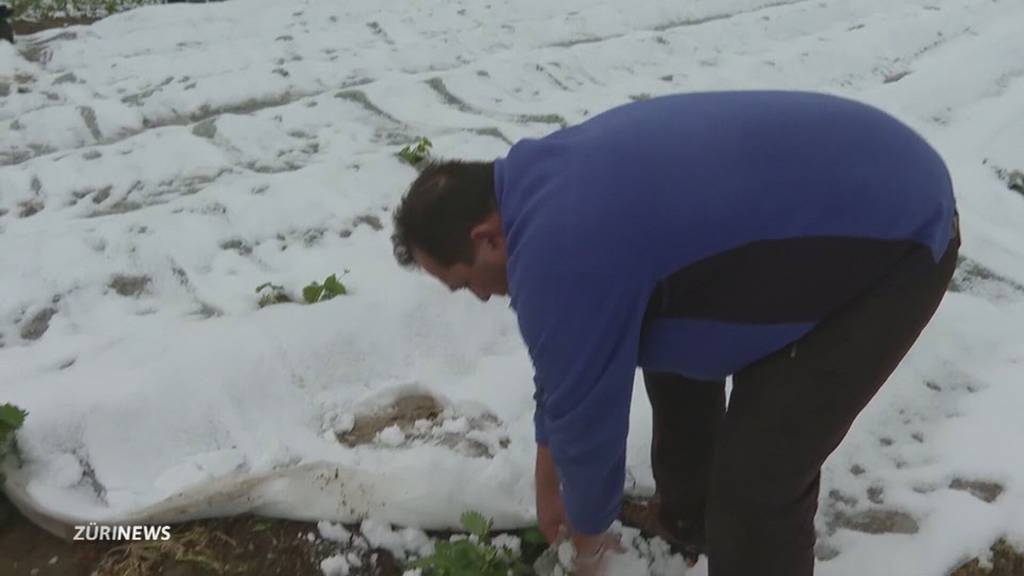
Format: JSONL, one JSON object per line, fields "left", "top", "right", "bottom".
{"left": 554, "top": 524, "right": 570, "bottom": 543}
{"left": 541, "top": 523, "right": 568, "bottom": 545}
{"left": 603, "top": 533, "right": 627, "bottom": 554}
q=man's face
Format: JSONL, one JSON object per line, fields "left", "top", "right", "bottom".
{"left": 412, "top": 215, "right": 509, "bottom": 302}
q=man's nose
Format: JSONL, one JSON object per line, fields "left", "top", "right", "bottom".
{"left": 470, "top": 286, "right": 490, "bottom": 302}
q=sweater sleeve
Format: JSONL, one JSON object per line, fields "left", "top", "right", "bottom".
{"left": 517, "top": 269, "right": 651, "bottom": 534}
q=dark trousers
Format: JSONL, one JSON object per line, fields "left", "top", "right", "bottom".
{"left": 643, "top": 231, "right": 959, "bottom": 576}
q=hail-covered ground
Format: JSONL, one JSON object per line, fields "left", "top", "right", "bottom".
{"left": 2, "top": 0, "right": 1024, "bottom": 574}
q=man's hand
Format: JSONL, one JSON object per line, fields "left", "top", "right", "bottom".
{"left": 535, "top": 444, "right": 567, "bottom": 544}
{"left": 536, "top": 446, "right": 628, "bottom": 575}
{"left": 572, "top": 531, "right": 627, "bottom": 576}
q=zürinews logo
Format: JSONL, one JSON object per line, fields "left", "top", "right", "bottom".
{"left": 73, "top": 523, "right": 172, "bottom": 542}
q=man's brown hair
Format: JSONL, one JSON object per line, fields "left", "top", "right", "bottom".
{"left": 392, "top": 160, "right": 496, "bottom": 268}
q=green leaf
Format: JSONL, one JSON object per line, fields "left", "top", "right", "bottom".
{"left": 302, "top": 282, "right": 324, "bottom": 304}
{"left": 257, "top": 283, "right": 290, "bottom": 308}
{"left": 0, "top": 404, "right": 28, "bottom": 429}
{"left": 460, "top": 511, "right": 491, "bottom": 539}
{"left": 449, "top": 540, "right": 482, "bottom": 572}
{"left": 321, "top": 274, "right": 347, "bottom": 299}
{"left": 398, "top": 137, "right": 433, "bottom": 166}
{"left": 405, "top": 512, "right": 531, "bottom": 575}
{"left": 520, "top": 526, "right": 547, "bottom": 546}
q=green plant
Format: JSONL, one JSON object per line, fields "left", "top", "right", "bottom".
{"left": 0, "top": 403, "right": 28, "bottom": 479}
{"left": 409, "top": 511, "right": 532, "bottom": 576}
{"left": 10, "top": 0, "right": 38, "bottom": 18}
{"left": 255, "top": 282, "right": 291, "bottom": 308}
{"left": 398, "top": 137, "right": 433, "bottom": 166}
{"left": 9, "top": 0, "right": 159, "bottom": 20}
{"left": 1008, "top": 170, "right": 1024, "bottom": 194}
{"left": 96, "top": 525, "right": 247, "bottom": 576}
{"left": 302, "top": 274, "right": 347, "bottom": 304}
{"left": 992, "top": 166, "right": 1024, "bottom": 195}
{"left": 519, "top": 526, "right": 548, "bottom": 555}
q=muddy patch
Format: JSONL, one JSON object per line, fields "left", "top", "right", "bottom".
{"left": 952, "top": 540, "right": 1024, "bottom": 576}
{"left": 883, "top": 70, "right": 912, "bottom": 84}
{"left": 1008, "top": 175, "right": 1024, "bottom": 194}
{"left": 548, "top": 34, "right": 620, "bottom": 48}
{"left": 814, "top": 542, "right": 840, "bottom": 561}
{"left": 469, "top": 126, "right": 513, "bottom": 145}
{"left": 89, "top": 199, "right": 147, "bottom": 217}
{"left": 191, "top": 118, "right": 218, "bottom": 139}
{"left": 69, "top": 185, "right": 111, "bottom": 206}
{"left": 53, "top": 72, "right": 79, "bottom": 85}
{"left": 950, "top": 478, "right": 1004, "bottom": 503}
{"left": 652, "top": 0, "right": 808, "bottom": 33}
{"left": 867, "top": 485, "right": 885, "bottom": 505}
{"left": 424, "top": 77, "right": 567, "bottom": 127}
{"left": 1, "top": 495, "right": 404, "bottom": 576}
{"left": 11, "top": 17, "right": 94, "bottom": 36}
{"left": 352, "top": 214, "right": 383, "bottom": 232}
{"left": 170, "top": 265, "right": 223, "bottom": 318}
{"left": 338, "top": 395, "right": 444, "bottom": 446}
{"left": 153, "top": 171, "right": 230, "bottom": 199}
{"left": 826, "top": 489, "right": 858, "bottom": 508}
{"left": 78, "top": 106, "right": 103, "bottom": 141}
{"left": 949, "top": 256, "right": 1024, "bottom": 303}
{"left": 336, "top": 394, "right": 507, "bottom": 459}
{"left": 334, "top": 90, "right": 403, "bottom": 125}
{"left": 993, "top": 166, "right": 1024, "bottom": 195}
{"left": 302, "top": 228, "right": 326, "bottom": 246}
{"left": 20, "top": 307, "right": 57, "bottom": 341}
{"left": 828, "top": 509, "right": 919, "bottom": 535}
{"left": 366, "top": 21, "right": 394, "bottom": 45}
{"left": 220, "top": 238, "right": 253, "bottom": 256}
{"left": 109, "top": 275, "right": 151, "bottom": 297}
{"left": 18, "top": 200, "right": 44, "bottom": 218}
{"left": 121, "top": 76, "right": 175, "bottom": 107}
{"left": 89, "top": 186, "right": 112, "bottom": 204}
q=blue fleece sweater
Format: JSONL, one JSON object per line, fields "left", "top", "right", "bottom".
{"left": 493, "top": 91, "right": 956, "bottom": 534}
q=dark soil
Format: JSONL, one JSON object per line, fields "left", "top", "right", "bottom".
{"left": 0, "top": 492, "right": 404, "bottom": 576}
{"left": 1, "top": 494, "right": 103, "bottom": 576}
{"left": 337, "top": 394, "right": 443, "bottom": 447}
{"left": 11, "top": 16, "right": 99, "bottom": 36}
{"left": 952, "top": 541, "right": 1024, "bottom": 576}
{"left": 4, "top": 491, "right": 1023, "bottom": 575}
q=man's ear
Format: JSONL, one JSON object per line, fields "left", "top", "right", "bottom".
{"left": 469, "top": 213, "right": 502, "bottom": 247}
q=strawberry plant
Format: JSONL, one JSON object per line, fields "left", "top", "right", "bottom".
{"left": 409, "top": 512, "right": 533, "bottom": 576}
{"left": 255, "top": 283, "right": 291, "bottom": 308}
{"left": 256, "top": 273, "right": 348, "bottom": 308}
{"left": 303, "top": 274, "right": 347, "bottom": 304}
{"left": 399, "top": 137, "right": 433, "bottom": 166}
{"left": 8, "top": 0, "right": 157, "bottom": 19}
{"left": 0, "top": 403, "right": 27, "bottom": 480}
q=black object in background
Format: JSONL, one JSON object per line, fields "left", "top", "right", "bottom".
{"left": 0, "top": 4, "right": 14, "bottom": 44}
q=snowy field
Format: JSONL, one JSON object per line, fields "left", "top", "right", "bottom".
{"left": 2, "top": 0, "right": 1024, "bottom": 573}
